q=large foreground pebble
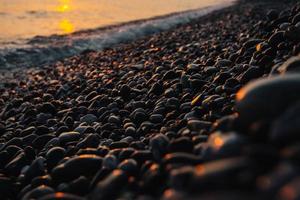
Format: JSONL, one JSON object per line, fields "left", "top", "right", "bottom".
{"left": 236, "top": 74, "right": 300, "bottom": 128}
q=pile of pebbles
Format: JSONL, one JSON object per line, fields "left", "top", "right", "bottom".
{"left": 1, "top": 1, "right": 300, "bottom": 199}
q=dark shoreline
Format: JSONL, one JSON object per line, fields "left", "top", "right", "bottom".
{"left": 1, "top": 1, "right": 300, "bottom": 199}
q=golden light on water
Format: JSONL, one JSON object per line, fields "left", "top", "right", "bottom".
{"left": 0, "top": 0, "right": 234, "bottom": 40}
{"left": 56, "top": 4, "right": 70, "bottom": 12}
{"left": 56, "top": 0, "right": 75, "bottom": 34}
{"left": 56, "top": 0, "right": 71, "bottom": 12}
{"left": 59, "top": 19, "right": 75, "bottom": 33}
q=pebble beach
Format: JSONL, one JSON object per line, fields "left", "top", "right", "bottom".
{"left": 1, "top": 0, "right": 300, "bottom": 199}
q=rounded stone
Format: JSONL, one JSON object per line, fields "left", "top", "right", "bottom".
{"left": 187, "top": 120, "right": 212, "bottom": 132}
{"left": 58, "top": 132, "right": 81, "bottom": 144}
{"left": 268, "top": 31, "right": 285, "bottom": 47}
{"left": 80, "top": 114, "right": 98, "bottom": 124}
{"left": 270, "top": 101, "right": 300, "bottom": 144}
{"left": 150, "top": 134, "right": 169, "bottom": 160}
{"left": 51, "top": 155, "right": 103, "bottom": 183}
{"left": 148, "top": 82, "right": 164, "bottom": 95}
{"left": 149, "top": 114, "right": 164, "bottom": 124}
{"left": 168, "top": 137, "right": 194, "bottom": 153}
{"left": 22, "top": 185, "right": 54, "bottom": 200}
{"left": 39, "top": 103, "right": 57, "bottom": 115}
{"left": 46, "top": 147, "right": 66, "bottom": 170}
{"left": 277, "top": 56, "right": 300, "bottom": 74}
{"left": 91, "top": 169, "right": 128, "bottom": 200}
{"left": 236, "top": 74, "right": 300, "bottom": 128}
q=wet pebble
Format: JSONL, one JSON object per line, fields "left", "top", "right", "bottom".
{"left": 80, "top": 114, "right": 98, "bottom": 124}
{"left": 51, "top": 155, "right": 102, "bottom": 183}
{"left": 236, "top": 74, "right": 300, "bottom": 129}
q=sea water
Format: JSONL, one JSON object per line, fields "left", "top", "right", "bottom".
{"left": 0, "top": 0, "right": 235, "bottom": 68}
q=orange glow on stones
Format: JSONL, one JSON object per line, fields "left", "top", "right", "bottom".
{"left": 280, "top": 185, "right": 296, "bottom": 200}
{"left": 191, "top": 95, "right": 201, "bottom": 106}
{"left": 213, "top": 136, "right": 224, "bottom": 149}
{"left": 113, "top": 169, "right": 122, "bottom": 176}
{"left": 55, "top": 192, "right": 65, "bottom": 198}
{"left": 195, "top": 165, "right": 205, "bottom": 175}
{"left": 236, "top": 88, "right": 246, "bottom": 101}
{"left": 256, "top": 43, "right": 262, "bottom": 52}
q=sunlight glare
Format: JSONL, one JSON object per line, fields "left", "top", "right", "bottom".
{"left": 56, "top": 0, "right": 71, "bottom": 12}
{"left": 59, "top": 19, "right": 75, "bottom": 33}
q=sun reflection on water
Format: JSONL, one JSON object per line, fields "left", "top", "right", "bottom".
{"left": 56, "top": 0, "right": 71, "bottom": 12}
{"left": 0, "top": 0, "right": 234, "bottom": 41}
{"left": 56, "top": 0, "right": 74, "bottom": 34}
{"left": 59, "top": 19, "right": 74, "bottom": 33}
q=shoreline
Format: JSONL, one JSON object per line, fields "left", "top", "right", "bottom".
{"left": 1, "top": 1, "right": 300, "bottom": 199}
{"left": 0, "top": 1, "right": 235, "bottom": 70}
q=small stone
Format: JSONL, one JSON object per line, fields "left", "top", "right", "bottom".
{"left": 103, "top": 154, "right": 118, "bottom": 170}
{"left": 51, "top": 154, "right": 103, "bottom": 183}
{"left": 277, "top": 55, "right": 300, "bottom": 74}
{"left": 91, "top": 169, "right": 128, "bottom": 200}
{"left": 150, "top": 134, "right": 169, "bottom": 160}
{"left": 125, "top": 126, "right": 136, "bottom": 136}
{"left": 39, "top": 103, "right": 57, "bottom": 115}
{"left": 22, "top": 185, "right": 54, "bottom": 200}
{"left": 107, "top": 115, "right": 120, "bottom": 126}
{"left": 58, "top": 132, "right": 81, "bottom": 145}
{"left": 119, "top": 85, "right": 131, "bottom": 99}
{"left": 163, "top": 152, "right": 202, "bottom": 165}
{"left": 270, "top": 101, "right": 300, "bottom": 144}
{"left": 190, "top": 157, "right": 251, "bottom": 190}
{"left": 267, "top": 10, "right": 278, "bottom": 20}
{"left": 149, "top": 82, "right": 164, "bottom": 95}
{"left": 80, "top": 114, "right": 97, "bottom": 124}
{"left": 46, "top": 147, "right": 66, "bottom": 170}
{"left": 187, "top": 120, "right": 212, "bottom": 132}
{"left": 201, "top": 131, "right": 246, "bottom": 159}
{"left": 292, "top": 13, "right": 300, "bottom": 24}
{"left": 163, "top": 70, "right": 179, "bottom": 80}
{"left": 149, "top": 114, "right": 163, "bottom": 123}
{"left": 238, "top": 66, "right": 263, "bottom": 83}
{"left": 118, "top": 159, "right": 138, "bottom": 175}
{"left": 169, "top": 166, "right": 195, "bottom": 190}
{"left": 5, "top": 152, "right": 30, "bottom": 176}
{"left": 191, "top": 95, "right": 201, "bottom": 106}
{"left": 268, "top": 31, "right": 285, "bottom": 47}
{"left": 22, "top": 156, "right": 46, "bottom": 184}
{"left": 168, "top": 137, "right": 194, "bottom": 153}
